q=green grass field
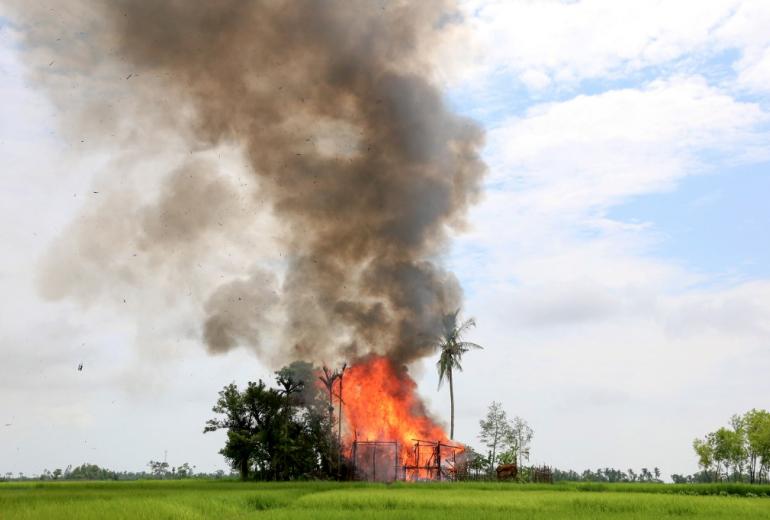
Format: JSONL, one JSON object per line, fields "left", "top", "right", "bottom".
{"left": 2, "top": 480, "right": 770, "bottom": 519}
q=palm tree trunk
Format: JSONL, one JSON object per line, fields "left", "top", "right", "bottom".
{"left": 448, "top": 367, "right": 455, "bottom": 440}
{"left": 337, "top": 373, "right": 343, "bottom": 479}
{"left": 328, "top": 386, "right": 334, "bottom": 473}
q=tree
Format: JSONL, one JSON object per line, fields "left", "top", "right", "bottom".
{"left": 52, "top": 468, "right": 63, "bottom": 480}
{"left": 318, "top": 366, "right": 341, "bottom": 473}
{"left": 148, "top": 460, "right": 170, "bottom": 479}
{"left": 275, "top": 367, "right": 305, "bottom": 399}
{"left": 204, "top": 383, "right": 253, "bottom": 480}
{"left": 671, "top": 473, "right": 688, "bottom": 484}
{"left": 711, "top": 427, "right": 745, "bottom": 481}
{"left": 242, "top": 379, "right": 293, "bottom": 480}
{"left": 693, "top": 436, "right": 716, "bottom": 481}
{"left": 176, "top": 463, "right": 194, "bottom": 478}
{"left": 478, "top": 401, "right": 511, "bottom": 471}
{"left": 693, "top": 409, "right": 770, "bottom": 484}
{"left": 205, "top": 370, "right": 329, "bottom": 481}
{"left": 276, "top": 361, "right": 320, "bottom": 408}
{"left": 507, "top": 416, "right": 534, "bottom": 470}
{"left": 742, "top": 409, "right": 770, "bottom": 483}
{"left": 436, "top": 309, "right": 482, "bottom": 439}
{"left": 67, "top": 463, "right": 116, "bottom": 480}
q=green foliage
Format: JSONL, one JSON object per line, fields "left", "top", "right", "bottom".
{"left": 436, "top": 310, "right": 482, "bottom": 389}
{"left": 694, "top": 409, "right": 770, "bottom": 483}
{"left": 506, "top": 416, "right": 534, "bottom": 469}
{"left": 66, "top": 464, "right": 117, "bottom": 481}
{"left": 176, "top": 463, "right": 195, "bottom": 478}
{"left": 204, "top": 369, "right": 329, "bottom": 481}
{"left": 744, "top": 409, "right": 770, "bottom": 483}
{"left": 478, "top": 402, "right": 533, "bottom": 474}
{"left": 552, "top": 467, "right": 663, "bottom": 484}
{"left": 671, "top": 471, "right": 716, "bottom": 484}
{"left": 478, "top": 401, "right": 509, "bottom": 470}
{"left": 147, "top": 461, "right": 169, "bottom": 479}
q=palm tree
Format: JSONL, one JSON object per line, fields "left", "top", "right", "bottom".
{"left": 436, "top": 309, "right": 483, "bottom": 440}
{"left": 318, "top": 366, "right": 340, "bottom": 472}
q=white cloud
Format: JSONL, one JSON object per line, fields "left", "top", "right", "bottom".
{"left": 457, "top": 0, "right": 738, "bottom": 88}
{"left": 450, "top": 0, "right": 770, "bottom": 97}
{"left": 453, "top": 72, "right": 770, "bottom": 342}
{"left": 713, "top": 1, "right": 770, "bottom": 94}
{"left": 733, "top": 47, "right": 770, "bottom": 94}
{"left": 485, "top": 76, "right": 768, "bottom": 213}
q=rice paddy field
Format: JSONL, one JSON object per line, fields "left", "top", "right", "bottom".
{"left": 2, "top": 480, "right": 770, "bottom": 519}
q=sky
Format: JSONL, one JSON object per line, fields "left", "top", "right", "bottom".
{"left": 2, "top": 0, "right": 770, "bottom": 479}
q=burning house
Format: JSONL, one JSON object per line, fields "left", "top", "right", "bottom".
{"left": 339, "top": 356, "right": 465, "bottom": 481}
{"left": 351, "top": 439, "right": 464, "bottom": 482}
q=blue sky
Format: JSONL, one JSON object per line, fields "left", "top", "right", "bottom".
{"left": 445, "top": 31, "right": 770, "bottom": 283}
{"left": 2, "top": 1, "right": 770, "bottom": 480}
{"left": 610, "top": 162, "right": 770, "bottom": 280}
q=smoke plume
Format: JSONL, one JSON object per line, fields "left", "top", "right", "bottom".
{"left": 11, "top": 1, "right": 485, "bottom": 365}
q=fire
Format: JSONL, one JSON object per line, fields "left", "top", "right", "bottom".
{"left": 341, "top": 355, "right": 460, "bottom": 479}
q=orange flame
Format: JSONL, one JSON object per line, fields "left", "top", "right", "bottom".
{"left": 341, "top": 355, "right": 459, "bottom": 478}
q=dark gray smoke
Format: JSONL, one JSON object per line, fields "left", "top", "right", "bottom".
{"left": 11, "top": 1, "right": 485, "bottom": 365}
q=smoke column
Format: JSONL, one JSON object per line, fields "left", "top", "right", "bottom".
{"left": 11, "top": 1, "right": 486, "bottom": 366}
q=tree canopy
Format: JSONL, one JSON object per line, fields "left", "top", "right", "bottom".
{"left": 693, "top": 409, "right": 770, "bottom": 483}
{"left": 204, "top": 364, "right": 330, "bottom": 480}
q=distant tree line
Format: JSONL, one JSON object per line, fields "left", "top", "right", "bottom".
{"left": 551, "top": 467, "right": 663, "bottom": 483}
{"left": 670, "top": 471, "right": 717, "bottom": 484}
{"left": 1, "top": 463, "right": 233, "bottom": 482}
{"left": 692, "top": 409, "right": 770, "bottom": 483}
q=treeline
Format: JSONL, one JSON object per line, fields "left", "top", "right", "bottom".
{"left": 1, "top": 463, "right": 233, "bottom": 482}
{"left": 551, "top": 467, "right": 664, "bottom": 483}
{"left": 692, "top": 409, "right": 770, "bottom": 484}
